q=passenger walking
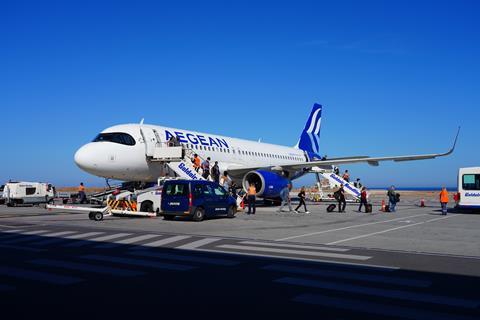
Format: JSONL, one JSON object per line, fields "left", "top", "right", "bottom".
{"left": 358, "top": 187, "right": 368, "bottom": 212}
{"left": 334, "top": 167, "right": 340, "bottom": 175}
{"left": 387, "top": 186, "right": 399, "bottom": 212}
{"left": 78, "top": 182, "right": 87, "bottom": 204}
{"left": 220, "top": 171, "right": 232, "bottom": 190}
{"left": 334, "top": 184, "right": 346, "bottom": 212}
{"left": 193, "top": 154, "right": 201, "bottom": 172}
{"left": 342, "top": 170, "right": 350, "bottom": 182}
{"left": 247, "top": 183, "right": 257, "bottom": 214}
{"left": 201, "top": 157, "right": 211, "bottom": 179}
{"left": 354, "top": 178, "right": 362, "bottom": 189}
{"left": 294, "top": 186, "right": 309, "bottom": 213}
{"left": 278, "top": 183, "right": 293, "bottom": 212}
{"left": 440, "top": 187, "right": 449, "bottom": 215}
{"left": 211, "top": 161, "right": 220, "bottom": 184}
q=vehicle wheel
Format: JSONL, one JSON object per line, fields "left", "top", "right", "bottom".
{"left": 140, "top": 201, "right": 154, "bottom": 213}
{"left": 88, "top": 212, "right": 95, "bottom": 220}
{"left": 93, "top": 212, "right": 103, "bottom": 221}
{"left": 163, "top": 215, "right": 174, "bottom": 221}
{"left": 227, "top": 206, "right": 236, "bottom": 218}
{"left": 192, "top": 208, "right": 205, "bottom": 222}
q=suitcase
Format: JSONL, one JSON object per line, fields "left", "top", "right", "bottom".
{"left": 327, "top": 204, "right": 336, "bottom": 212}
{"left": 384, "top": 205, "right": 390, "bottom": 212}
{"left": 366, "top": 203, "right": 373, "bottom": 213}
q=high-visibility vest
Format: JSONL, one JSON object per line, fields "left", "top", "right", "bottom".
{"left": 248, "top": 185, "right": 256, "bottom": 195}
{"left": 440, "top": 190, "right": 449, "bottom": 203}
{"left": 193, "top": 157, "right": 201, "bottom": 168}
{"left": 79, "top": 185, "right": 85, "bottom": 192}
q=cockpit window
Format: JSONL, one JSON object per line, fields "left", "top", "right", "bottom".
{"left": 92, "top": 132, "right": 136, "bottom": 146}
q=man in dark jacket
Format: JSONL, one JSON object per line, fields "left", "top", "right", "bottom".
{"left": 211, "top": 161, "right": 220, "bottom": 184}
{"left": 387, "top": 186, "right": 398, "bottom": 212}
{"left": 335, "top": 184, "right": 346, "bottom": 212}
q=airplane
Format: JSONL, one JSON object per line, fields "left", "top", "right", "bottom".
{"left": 74, "top": 103, "right": 459, "bottom": 200}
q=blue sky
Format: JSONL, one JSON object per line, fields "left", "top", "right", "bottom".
{"left": 1, "top": 0, "right": 479, "bottom": 188}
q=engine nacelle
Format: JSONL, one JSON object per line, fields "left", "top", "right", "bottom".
{"left": 242, "top": 170, "right": 290, "bottom": 198}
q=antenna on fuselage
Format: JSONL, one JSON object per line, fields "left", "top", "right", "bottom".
{"left": 140, "top": 118, "right": 145, "bottom": 125}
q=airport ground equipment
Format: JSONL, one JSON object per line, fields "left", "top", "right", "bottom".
{"left": 455, "top": 167, "right": 480, "bottom": 211}
{"left": 46, "top": 203, "right": 157, "bottom": 221}
{"left": 306, "top": 168, "right": 361, "bottom": 202}
{"left": 3, "top": 181, "right": 55, "bottom": 206}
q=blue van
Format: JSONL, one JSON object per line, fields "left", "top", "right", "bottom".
{"left": 161, "top": 180, "right": 237, "bottom": 221}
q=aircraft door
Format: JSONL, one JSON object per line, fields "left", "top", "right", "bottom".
{"left": 140, "top": 127, "right": 159, "bottom": 157}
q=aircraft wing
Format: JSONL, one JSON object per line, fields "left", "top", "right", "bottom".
{"left": 227, "top": 127, "right": 460, "bottom": 175}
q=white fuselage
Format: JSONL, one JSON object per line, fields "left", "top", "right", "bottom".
{"left": 74, "top": 124, "right": 308, "bottom": 182}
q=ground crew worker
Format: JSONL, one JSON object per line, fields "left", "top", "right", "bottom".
{"left": 193, "top": 154, "right": 201, "bottom": 172}
{"left": 247, "top": 183, "right": 256, "bottom": 215}
{"left": 440, "top": 186, "right": 449, "bottom": 215}
{"left": 78, "top": 182, "right": 87, "bottom": 204}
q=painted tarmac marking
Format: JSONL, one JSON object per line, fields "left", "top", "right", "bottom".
{"left": 29, "top": 259, "right": 145, "bottom": 277}
{"left": 129, "top": 250, "right": 240, "bottom": 266}
{"left": 64, "top": 233, "right": 132, "bottom": 247}
{"left": 140, "top": 235, "right": 191, "bottom": 248}
{"left": 176, "top": 238, "right": 221, "bottom": 250}
{"left": 240, "top": 241, "right": 349, "bottom": 252}
{"left": 80, "top": 254, "right": 195, "bottom": 271}
{"left": 276, "top": 213, "right": 430, "bottom": 241}
{"left": 277, "top": 277, "right": 479, "bottom": 308}
{"left": 293, "top": 294, "right": 477, "bottom": 320}
{"left": 262, "top": 264, "right": 431, "bottom": 287}
{"left": 0, "top": 266, "right": 83, "bottom": 285}
{"left": 216, "top": 244, "right": 371, "bottom": 261}
{"left": 95, "top": 234, "right": 161, "bottom": 248}
{"left": 327, "top": 215, "right": 457, "bottom": 245}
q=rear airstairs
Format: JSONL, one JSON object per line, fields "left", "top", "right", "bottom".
{"left": 308, "top": 167, "right": 361, "bottom": 200}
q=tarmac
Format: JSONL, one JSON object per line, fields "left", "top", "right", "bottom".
{"left": 1, "top": 200, "right": 480, "bottom": 319}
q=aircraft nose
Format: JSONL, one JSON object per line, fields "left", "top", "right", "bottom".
{"left": 74, "top": 143, "right": 98, "bottom": 172}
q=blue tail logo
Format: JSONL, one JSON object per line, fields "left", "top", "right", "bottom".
{"left": 297, "top": 103, "right": 322, "bottom": 158}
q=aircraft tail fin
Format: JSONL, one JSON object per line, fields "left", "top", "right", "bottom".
{"left": 295, "top": 103, "right": 323, "bottom": 158}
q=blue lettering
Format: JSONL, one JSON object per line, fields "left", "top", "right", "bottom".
{"left": 186, "top": 133, "right": 199, "bottom": 144}
{"left": 178, "top": 162, "right": 198, "bottom": 180}
{"left": 174, "top": 131, "right": 188, "bottom": 143}
{"left": 466, "top": 192, "right": 480, "bottom": 197}
{"left": 209, "top": 137, "right": 220, "bottom": 147}
{"left": 216, "top": 138, "right": 229, "bottom": 148}
{"left": 197, "top": 135, "right": 208, "bottom": 146}
{"left": 165, "top": 130, "right": 174, "bottom": 141}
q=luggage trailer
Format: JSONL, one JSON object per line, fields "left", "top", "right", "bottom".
{"left": 46, "top": 203, "right": 157, "bottom": 221}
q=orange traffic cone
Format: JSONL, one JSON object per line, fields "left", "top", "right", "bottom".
{"left": 381, "top": 199, "right": 386, "bottom": 212}
{"left": 420, "top": 198, "right": 425, "bottom": 207}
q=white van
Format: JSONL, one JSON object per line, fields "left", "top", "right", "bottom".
{"left": 3, "top": 182, "right": 56, "bottom": 207}
{"left": 456, "top": 167, "right": 480, "bottom": 211}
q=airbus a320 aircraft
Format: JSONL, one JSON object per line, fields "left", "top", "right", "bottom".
{"left": 74, "top": 104, "right": 458, "bottom": 200}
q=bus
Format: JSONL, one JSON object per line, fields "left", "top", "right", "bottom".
{"left": 456, "top": 167, "right": 480, "bottom": 211}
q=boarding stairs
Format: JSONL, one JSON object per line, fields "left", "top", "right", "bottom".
{"left": 309, "top": 167, "right": 361, "bottom": 199}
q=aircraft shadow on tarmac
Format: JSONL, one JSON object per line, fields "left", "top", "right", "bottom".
{"left": 0, "top": 230, "right": 479, "bottom": 319}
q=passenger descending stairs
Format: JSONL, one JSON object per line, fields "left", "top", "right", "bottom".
{"left": 309, "top": 167, "right": 361, "bottom": 199}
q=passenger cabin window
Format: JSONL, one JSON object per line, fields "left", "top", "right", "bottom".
{"left": 93, "top": 132, "right": 136, "bottom": 146}
{"left": 462, "top": 174, "right": 480, "bottom": 190}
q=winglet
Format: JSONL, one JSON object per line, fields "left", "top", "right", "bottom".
{"left": 443, "top": 126, "right": 460, "bottom": 156}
